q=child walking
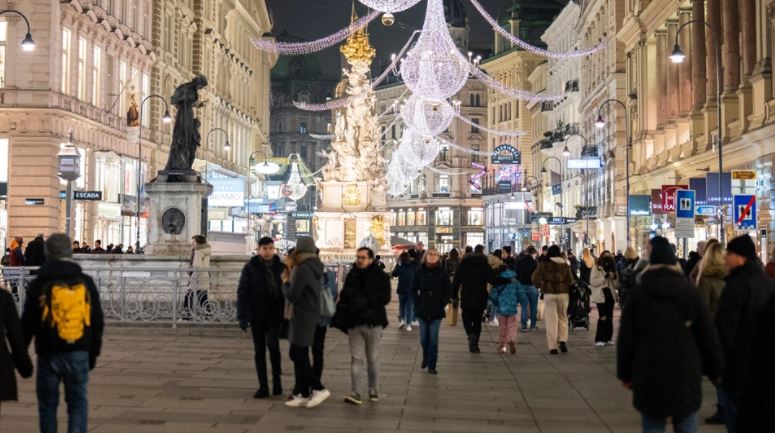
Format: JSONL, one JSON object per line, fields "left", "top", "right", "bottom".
{"left": 488, "top": 256, "right": 520, "bottom": 354}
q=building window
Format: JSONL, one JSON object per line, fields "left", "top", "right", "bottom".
{"left": 398, "top": 209, "right": 406, "bottom": 226}
{"left": 299, "top": 122, "right": 307, "bottom": 134}
{"left": 439, "top": 143, "right": 449, "bottom": 161}
{"left": 77, "top": 37, "right": 87, "bottom": 100}
{"left": 141, "top": 72, "right": 150, "bottom": 126}
{"left": 471, "top": 118, "right": 480, "bottom": 133}
{"left": 472, "top": 144, "right": 480, "bottom": 163}
{"left": 407, "top": 209, "right": 416, "bottom": 226}
{"left": 435, "top": 207, "right": 453, "bottom": 226}
{"left": 416, "top": 208, "right": 427, "bottom": 225}
{"left": 438, "top": 175, "right": 449, "bottom": 193}
{"left": 469, "top": 93, "right": 481, "bottom": 107}
{"left": 468, "top": 207, "right": 484, "bottom": 225}
{"left": 119, "top": 60, "right": 127, "bottom": 114}
{"left": 0, "top": 22, "right": 7, "bottom": 88}
{"left": 61, "top": 28, "right": 71, "bottom": 94}
{"left": 92, "top": 46, "right": 101, "bottom": 107}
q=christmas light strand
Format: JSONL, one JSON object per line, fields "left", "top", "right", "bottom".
{"left": 470, "top": 68, "right": 564, "bottom": 102}
{"left": 359, "top": 0, "right": 423, "bottom": 13}
{"left": 308, "top": 133, "right": 334, "bottom": 140}
{"left": 469, "top": 0, "right": 605, "bottom": 59}
{"left": 250, "top": 10, "right": 380, "bottom": 55}
{"left": 293, "top": 97, "right": 353, "bottom": 111}
{"left": 371, "top": 31, "right": 420, "bottom": 89}
{"left": 453, "top": 112, "right": 527, "bottom": 136}
{"left": 426, "top": 165, "right": 472, "bottom": 175}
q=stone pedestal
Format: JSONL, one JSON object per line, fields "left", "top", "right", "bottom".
{"left": 144, "top": 180, "right": 213, "bottom": 256}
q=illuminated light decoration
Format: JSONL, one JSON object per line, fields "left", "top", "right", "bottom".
{"left": 294, "top": 97, "right": 353, "bottom": 111}
{"left": 399, "top": 0, "right": 471, "bottom": 100}
{"left": 400, "top": 94, "right": 454, "bottom": 137}
{"left": 282, "top": 157, "right": 307, "bottom": 201}
{"left": 453, "top": 112, "right": 527, "bottom": 137}
{"left": 371, "top": 31, "right": 419, "bottom": 88}
{"left": 470, "top": 68, "right": 564, "bottom": 102}
{"left": 469, "top": 0, "right": 605, "bottom": 59}
{"left": 469, "top": 162, "right": 486, "bottom": 190}
{"left": 442, "top": 139, "right": 498, "bottom": 156}
{"left": 251, "top": 10, "right": 380, "bottom": 55}
{"left": 359, "top": 0, "right": 423, "bottom": 13}
{"left": 400, "top": 130, "right": 441, "bottom": 167}
{"left": 426, "top": 166, "right": 471, "bottom": 175}
{"left": 308, "top": 133, "right": 334, "bottom": 140}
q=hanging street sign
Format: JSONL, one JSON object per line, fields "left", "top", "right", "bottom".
{"left": 675, "top": 189, "right": 695, "bottom": 238}
{"left": 695, "top": 205, "right": 718, "bottom": 217}
{"left": 733, "top": 194, "right": 757, "bottom": 229}
{"left": 491, "top": 144, "right": 521, "bottom": 164}
{"left": 732, "top": 170, "right": 757, "bottom": 180}
{"left": 628, "top": 195, "right": 651, "bottom": 216}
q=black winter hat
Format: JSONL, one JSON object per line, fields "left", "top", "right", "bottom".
{"left": 649, "top": 236, "right": 676, "bottom": 265}
{"left": 726, "top": 234, "right": 757, "bottom": 260}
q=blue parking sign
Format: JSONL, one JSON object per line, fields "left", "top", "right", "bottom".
{"left": 675, "top": 190, "right": 695, "bottom": 219}
{"left": 733, "top": 194, "right": 757, "bottom": 229}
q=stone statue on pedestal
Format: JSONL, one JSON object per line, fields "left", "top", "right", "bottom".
{"left": 164, "top": 74, "right": 208, "bottom": 173}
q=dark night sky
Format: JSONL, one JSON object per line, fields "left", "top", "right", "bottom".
{"left": 264, "top": 0, "right": 518, "bottom": 77}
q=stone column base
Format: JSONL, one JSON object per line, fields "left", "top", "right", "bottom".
{"left": 144, "top": 180, "right": 213, "bottom": 256}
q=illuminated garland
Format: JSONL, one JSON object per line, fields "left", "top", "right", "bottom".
{"left": 470, "top": 68, "right": 564, "bottom": 102}
{"left": 359, "top": 0, "right": 423, "bottom": 12}
{"left": 293, "top": 97, "right": 353, "bottom": 111}
{"left": 453, "top": 112, "right": 526, "bottom": 136}
{"left": 469, "top": 0, "right": 605, "bottom": 59}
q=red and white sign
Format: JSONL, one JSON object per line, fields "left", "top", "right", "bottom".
{"left": 661, "top": 184, "right": 688, "bottom": 212}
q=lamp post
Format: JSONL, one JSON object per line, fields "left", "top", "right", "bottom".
{"left": 563, "top": 133, "right": 595, "bottom": 245}
{"left": 57, "top": 130, "right": 80, "bottom": 238}
{"left": 0, "top": 10, "right": 35, "bottom": 51}
{"left": 595, "top": 98, "right": 633, "bottom": 247}
{"left": 542, "top": 156, "right": 563, "bottom": 214}
{"left": 670, "top": 19, "right": 724, "bottom": 244}
{"left": 201, "top": 128, "right": 231, "bottom": 236}
{"left": 135, "top": 95, "right": 172, "bottom": 251}
{"left": 247, "top": 150, "right": 280, "bottom": 240}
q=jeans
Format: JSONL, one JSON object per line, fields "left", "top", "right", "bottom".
{"left": 521, "top": 285, "right": 539, "bottom": 329}
{"left": 37, "top": 351, "right": 89, "bottom": 433}
{"left": 348, "top": 325, "right": 382, "bottom": 395}
{"left": 595, "top": 288, "right": 615, "bottom": 343}
{"left": 312, "top": 325, "right": 327, "bottom": 382}
{"left": 250, "top": 319, "right": 282, "bottom": 389}
{"left": 718, "top": 387, "right": 738, "bottom": 433}
{"left": 543, "top": 293, "right": 569, "bottom": 351}
{"left": 418, "top": 318, "right": 441, "bottom": 370}
{"left": 289, "top": 344, "right": 323, "bottom": 398}
{"left": 398, "top": 293, "right": 415, "bottom": 323}
{"left": 498, "top": 315, "right": 518, "bottom": 345}
{"left": 461, "top": 309, "right": 484, "bottom": 342}
{"left": 641, "top": 412, "right": 698, "bottom": 433}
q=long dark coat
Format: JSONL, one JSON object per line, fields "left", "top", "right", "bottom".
{"left": 0, "top": 289, "right": 32, "bottom": 401}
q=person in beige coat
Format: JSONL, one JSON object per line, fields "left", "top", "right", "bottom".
{"left": 531, "top": 245, "right": 574, "bottom": 355}
{"left": 696, "top": 241, "right": 725, "bottom": 315}
{"left": 185, "top": 235, "right": 212, "bottom": 317}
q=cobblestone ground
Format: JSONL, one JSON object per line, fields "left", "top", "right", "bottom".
{"left": 1, "top": 301, "right": 723, "bottom": 433}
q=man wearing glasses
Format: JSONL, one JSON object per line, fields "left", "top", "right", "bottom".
{"left": 335, "top": 247, "right": 391, "bottom": 405}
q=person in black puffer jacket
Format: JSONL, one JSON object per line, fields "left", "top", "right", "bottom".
{"left": 617, "top": 236, "right": 722, "bottom": 432}
{"left": 334, "top": 247, "right": 391, "bottom": 405}
{"left": 391, "top": 252, "right": 418, "bottom": 330}
{"left": 236, "top": 237, "right": 286, "bottom": 399}
{"left": 411, "top": 248, "right": 450, "bottom": 375}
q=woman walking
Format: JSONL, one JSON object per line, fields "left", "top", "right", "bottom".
{"left": 532, "top": 246, "right": 574, "bottom": 354}
{"left": 590, "top": 251, "right": 619, "bottom": 346}
{"left": 488, "top": 256, "right": 519, "bottom": 354}
{"left": 617, "top": 236, "right": 722, "bottom": 433}
{"left": 185, "top": 235, "right": 212, "bottom": 317}
{"left": 579, "top": 247, "right": 594, "bottom": 285}
{"left": 410, "top": 248, "right": 450, "bottom": 374}
{"left": 391, "top": 252, "right": 418, "bottom": 331}
{"left": 0, "top": 287, "right": 33, "bottom": 414}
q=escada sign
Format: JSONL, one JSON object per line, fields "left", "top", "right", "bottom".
{"left": 74, "top": 191, "right": 102, "bottom": 201}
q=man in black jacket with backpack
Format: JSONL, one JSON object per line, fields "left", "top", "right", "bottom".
{"left": 237, "top": 237, "right": 286, "bottom": 399}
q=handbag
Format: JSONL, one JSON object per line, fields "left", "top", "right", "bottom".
{"left": 537, "top": 298, "right": 545, "bottom": 321}
{"left": 446, "top": 302, "right": 458, "bottom": 326}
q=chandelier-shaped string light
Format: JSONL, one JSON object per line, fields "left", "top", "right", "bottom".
{"left": 359, "top": 0, "right": 423, "bottom": 12}
{"left": 400, "top": 94, "right": 455, "bottom": 137}
{"left": 399, "top": 0, "right": 471, "bottom": 100}
{"left": 251, "top": 10, "right": 380, "bottom": 55}
{"left": 469, "top": 0, "right": 605, "bottom": 59}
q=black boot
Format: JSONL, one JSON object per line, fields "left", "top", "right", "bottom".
{"left": 705, "top": 405, "right": 724, "bottom": 424}
{"left": 468, "top": 335, "right": 476, "bottom": 353}
{"left": 272, "top": 376, "right": 283, "bottom": 397}
{"left": 473, "top": 335, "right": 481, "bottom": 353}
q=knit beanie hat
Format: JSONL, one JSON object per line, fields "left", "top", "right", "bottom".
{"left": 295, "top": 236, "right": 317, "bottom": 254}
{"left": 649, "top": 236, "right": 676, "bottom": 265}
{"left": 726, "top": 234, "right": 757, "bottom": 260}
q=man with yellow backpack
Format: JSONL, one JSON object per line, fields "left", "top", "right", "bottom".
{"left": 21, "top": 233, "right": 104, "bottom": 433}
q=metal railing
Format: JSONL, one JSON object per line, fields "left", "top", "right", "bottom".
{"left": 1, "top": 264, "right": 351, "bottom": 326}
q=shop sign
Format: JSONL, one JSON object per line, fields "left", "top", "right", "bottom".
{"left": 733, "top": 194, "right": 757, "bottom": 229}
{"left": 651, "top": 189, "right": 664, "bottom": 214}
{"left": 208, "top": 174, "right": 245, "bottom": 207}
{"left": 25, "top": 198, "right": 44, "bottom": 206}
{"left": 706, "top": 173, "right": 732, "bottom": 205}
{"left": 567, "top": 158, "right": 602, "bottom": 169}
{"left": 565, "top": 217, "right": 578, "bottom": 224}
{"left": 732, "top": 170, "right": 757, "bottom": 180}
{"left": 436, "top": 227, "right": 453, "bottom": 234}
{"left": 491, "top": 144, "right": 520, "bottom": 164}
{"left": 548, "top": 217, "right": 566, "bottom": 225}
{"left": 576, "top": 206, "right": 597, "bottom": 219}
{"left": 531, "top": 232, "right": 540, "bottom": 241}
{"left": 628, "top": 195, "right": 651, "bottom": 216}
{"left": 497, "top": 180, "right": 512, "bottom": 193}
{"left": 661, "top": 184, "right": 688, "bottom": 212}
{"left": 531, "top": 212, "right": 552, "bottom": 222}
{"left": 98, "top": 203, "right": 121, "bottom": 219}
{"left": 689, "top": 178, "right": 707, "bottom": 206}
{"left": 74, "top": 191, "right": 102, "bottom": 201}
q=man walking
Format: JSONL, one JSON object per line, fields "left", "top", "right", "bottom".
{"left": 515, "top": 246, "right": 539, "bottom": 331}
{"left": 715, "top": 235, "right": 775, "bottom": 432}
{"left": 335, "top": 247, "right": 391, "bottom": 405}
{"left": 452, "top": 245, "right": 505, "bottom": 353}
{"left": 237, "top": 237, "right": 286, "bottom": 398}
{"left": 24, "top": 234, "right": 46, "bottom": 268}
{"left": 21, "top": 233, "right": 104, "bottom": 433}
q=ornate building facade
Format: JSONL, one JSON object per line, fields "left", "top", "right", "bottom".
{"left": 0, "top": 0, "right": 275, "bottom": 250}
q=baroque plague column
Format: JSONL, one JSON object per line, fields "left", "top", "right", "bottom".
{"left": 314, "top": 11, "right": 390, "bottom": 256}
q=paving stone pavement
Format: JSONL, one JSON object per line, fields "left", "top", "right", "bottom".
{"left": 1, "top": 300, "right": 724, "bottom": 433}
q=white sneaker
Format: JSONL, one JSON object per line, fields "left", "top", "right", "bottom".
{"left": 606, "top": 341, "right": 615, "bottom": 346}
{"left": 406, "top": 325, "right": 412, "bottom": 331}
{"left": 306, "top": 389, "right": 330, "bottom": 408}
{"left": 285, "top": 394, "right": 310, "bottom": 408}
{"left": 398, "top": 320, "right": 406, "bottom": 330}
{"left": 595, "top": 342, "right": 606, "bottom": 347}
{"left": 488, "top": 319, "right": 499, "bottom": 327}
{"left": 411, "top": 320, "right": 419, "bottom": 327}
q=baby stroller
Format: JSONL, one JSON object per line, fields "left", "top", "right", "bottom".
{"left": 568, "top": 280, "right": 591, "bottom": 330}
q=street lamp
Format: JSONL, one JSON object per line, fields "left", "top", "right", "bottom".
{"left": 563, "top": 134, "right": 595, "bottom": 244}
{"left": 136, "top": 94, "right": 172, "bottom": 250}
{"left": 671, "top": 19, "right": 724, "bottom": 244}
{"left": 57, "top": 130, "right": 80, "bottom": 238}
{"left": 0, "top": 10, "right": 35, "bottom": 51}
{"left": 247, "top": 149, "right": 280, "bottom": 239}
{"left": 595, "top": 98, "right": 633, "bottom": 247}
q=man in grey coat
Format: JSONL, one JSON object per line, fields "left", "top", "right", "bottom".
{"left": 283, "top": 237, "right": 330, "bottom": 409}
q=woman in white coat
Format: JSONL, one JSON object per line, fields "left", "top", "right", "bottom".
{"left": 590, "top": 251, "right": 619, "bottom": 346}
{"left": 186, "top": 235, "right": 212, "bottom": 317}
